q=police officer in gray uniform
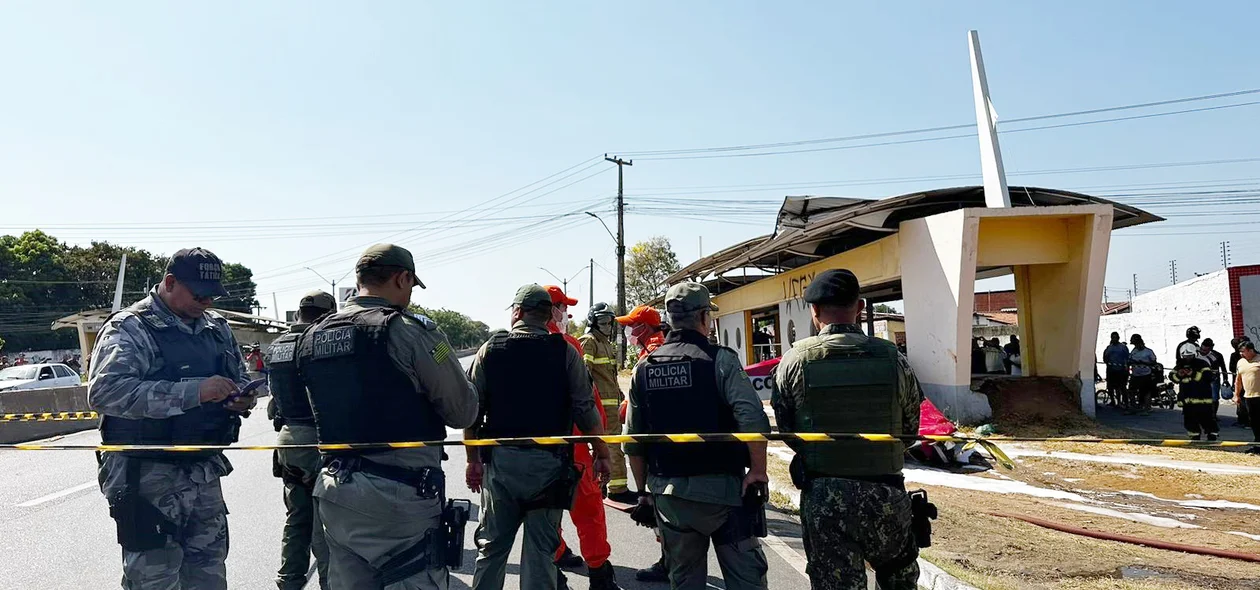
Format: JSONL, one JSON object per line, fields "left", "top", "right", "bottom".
{"left": 89, "top": 247, "right": 257, "bottom": 590}
{"left": 267, "top": 290, "right": 335, "bottom": 590}
{"left": 297, "top": 244, "right": 479, "bottom": 590}
{"left": 625, "top": 282, "right": 772, "bottom": 590}
{"left": 465, "top": 284, "right": 611, "bottom": 590}
{"left": 771, "top": 269, "right": 925, "bottom": 590}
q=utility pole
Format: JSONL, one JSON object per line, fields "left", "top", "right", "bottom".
{"left": 1170, "top": 260, "right": 1178, "bottom": 285}
{"left": 606, "top": 154, "right": 633, "bottom": 366}
{"left": 111, "top": 254, "right": 128, "bottom": 313}
{"left": 589, "top": 258, "right": 595, "bottom": 310}
{"left": 1132, "top": 273, "right": 1138, "bottom": 297}
{"left": 1222, "top": 241, "right": 1231, "bottom": 269}
{"left": 272, "top": 292, "right": 280, "bottom": 321}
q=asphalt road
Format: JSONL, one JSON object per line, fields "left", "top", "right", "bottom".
{"left": 0, "top": 357, "right": 810, "bottom": 589}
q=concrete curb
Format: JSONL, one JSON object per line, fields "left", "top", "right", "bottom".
{"left": 917, "top": 558, "right": 983, "bottom": 590}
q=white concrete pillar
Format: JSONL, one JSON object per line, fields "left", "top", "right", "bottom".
{"left": 899, "top": 210, "right": 992, "bottom": 423}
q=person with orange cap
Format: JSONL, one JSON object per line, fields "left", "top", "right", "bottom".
{"left": 543, "top": 285, "right": 620, "bottom": 590}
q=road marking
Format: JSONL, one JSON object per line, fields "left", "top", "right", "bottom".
{"left": 762, "top": 529, "right": 809, "bottom": 578}
{"left": 17, "top": 481, "right": 96, "bottom": 507}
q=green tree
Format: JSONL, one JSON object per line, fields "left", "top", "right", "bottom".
{"left": 0, "top": 232, "right": 257, "bottom": 351}
{"left": 407, "top": 305, "right": 492, "bottom": 350}
{"left": 217, "top": 263, "right": 259, "bottom": 313}
{"left": 874, "top": 303, "right": 897, "bottom": 314}
{"left": 625, "top": 236, "right": 681, "bottom": 307}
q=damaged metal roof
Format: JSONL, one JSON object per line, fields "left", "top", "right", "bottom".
{"left": 669, "top": 185, "right": 1162, "bottom": 285}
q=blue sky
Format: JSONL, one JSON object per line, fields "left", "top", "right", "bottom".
{"left": 2, "top": 2, "right": 1257, "bottom": 325}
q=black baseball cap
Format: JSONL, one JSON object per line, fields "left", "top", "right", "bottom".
{"left": 356, "top": 244, "right": 425, "bottom": 288}
{"left": 166, "top": 248, "right": 229, "bottom": 298}
{"left": 804, "top": 269, "right": 860, "bottom": 306}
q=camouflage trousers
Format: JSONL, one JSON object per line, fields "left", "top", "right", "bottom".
{"left": 799, "top": 477, "right": 919, "bottom": 590}
{"left": 98, "top": 454, "right": 230, "bottom": 590}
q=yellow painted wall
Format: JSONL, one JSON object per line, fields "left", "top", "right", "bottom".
{"left": 711, "top": 234, "right": 902, "bottom": 316}
{"left": 976, "top": 217, "right": 1071, "bottom": 266}
{"left": 1011, "top": 215, "right": 1095, "bottom": 377}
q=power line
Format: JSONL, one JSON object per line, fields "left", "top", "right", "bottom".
{"left": 614, "top": 88, "right": 1260, "bottom": 159}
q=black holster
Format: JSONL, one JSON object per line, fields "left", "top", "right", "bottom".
{"left": 909, "top": 489, "right": 937, "bottom": 548}
{"left": 110, "top": 460, "right": 175, "bottom": 552}
{"left": 273, "top": 451, "right": 310, "bottom": 487}
{"left": 521, "top": 463, "right": 580, "bottom": 512}
{"left": 441, "top": 499, "right": 472, "bottom": 569}
{"left": 714, "top": 483, "right": 768, "bottom": 546}
{"left": 517, "top": 446, "right": 579, "bottom": 512}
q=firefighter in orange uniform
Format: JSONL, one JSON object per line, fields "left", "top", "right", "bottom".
{"left": 543, "top": 285, "right": 620, "bottom": 590}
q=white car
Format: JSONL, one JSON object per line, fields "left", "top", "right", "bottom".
{"left": 0, "top": 363, "right": 83, "bottom": 392}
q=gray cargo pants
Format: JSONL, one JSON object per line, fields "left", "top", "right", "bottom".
{"left": 471, "top": 447, "right": 567, "bottom": 590}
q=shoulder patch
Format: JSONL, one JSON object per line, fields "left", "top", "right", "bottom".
{"left": 430, "top": 339, "right": 453, "bottom": 364}
{"left": 409, "top": 313, "right": 437, "bottom": 331}
{"left": 268, "top": 341, "right": 296, "bottom": 363}
{"left": 643, "top": 359, "right": 693, "bottom": 390}
{"left": 311, "top": 325, "right": 355, "bottom": 359}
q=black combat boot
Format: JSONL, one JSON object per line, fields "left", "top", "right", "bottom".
{"left": 588, "top": 561, "right": 621, "bottom": 590}
{"left": 634, "top": 557, "right": 669, "bottom": 583}
{"left": 555, "top": 547, "right": 585, "bottom": 570}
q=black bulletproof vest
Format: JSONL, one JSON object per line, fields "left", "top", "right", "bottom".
{"left": 637, "top": 330, "right": 749, "bottom": 477}
{"left": 480, "top": 331, "right": 572, "bottom": 440}
{"left": 99, "top": 298, "right": 242, "bottom": 459}
{"left": 296, "top": 306, "right": 444, "bottom": 454}
{"left": 265, "top": 328, "right": 313, "bottom": 426}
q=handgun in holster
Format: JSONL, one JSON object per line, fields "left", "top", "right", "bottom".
{"left": 909, "top": 489, "right": 938, "bottom": 548}
{"left": 441, "top": 499, "right": 473, "bottom": 568}
{"left": 111, "top": 461, "right": 176, "bottom": 552}
{"left": 714, "top": 482, "right": 768, "bottom": 546}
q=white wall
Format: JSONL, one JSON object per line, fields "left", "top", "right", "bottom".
{"left": 1096, "top": 270, "right": 1232, "bottom": 367}
{"left": 1239, "top": 274, "right": 1260, "bottom": 343}
{"left": 715, "top": 312, "right": 747, "bottom": 361}
{"left": 779, "top": 297, "right": 813, "bottom": 350}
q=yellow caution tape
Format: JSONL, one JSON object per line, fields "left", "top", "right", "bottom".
{"left": 1, "top": 431, "right": 1255, "bottom": 468}
{"left": 0, "top": 412, "right": 99, "bottom": 422}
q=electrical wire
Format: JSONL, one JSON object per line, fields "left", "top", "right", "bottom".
{"left": 615, "top": 88, "right": 1260, "bottom": 158}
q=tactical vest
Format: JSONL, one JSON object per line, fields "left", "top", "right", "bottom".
{"left": 637, "top": 330, "right": 749, "bottom": 477}
{"left": 480, "top": 331, "right": 572, "bottom": 440}
{"left": 266, "top": 328, "right": 313, "bottom": 427}
{"left": 792, "top": 332, "right": 902, "bottom": 478}
{"left": 99, "top": 298, "right": 242, "bottom": 459}
{"left": 296, "top": 306, "right": 444, "bottom": 454}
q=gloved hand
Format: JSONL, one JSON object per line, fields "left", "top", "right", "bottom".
{"left": 630, "top": 494, "right": 656, "bottom": 528}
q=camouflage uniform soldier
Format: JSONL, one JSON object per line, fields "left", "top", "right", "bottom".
{"left": 89, "top": 248, "right": 258, "bottom": 590}
{"left": 267, "top": 290, "right": 336, "bottom": 590}
{"left": 771, "top": 269, "right": 924, "bottom": 590}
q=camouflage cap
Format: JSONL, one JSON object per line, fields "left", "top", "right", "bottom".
{"left": 356, "top": 244, "right": 426, "bottom": 289}
{"left": 513, "top": 284, "right": 553, "bottom": 310}
{"left": 665, "top": 282, "right": 719, "bottom": 314}
{"left": 298, "top": 290, "right": 336, "bottom": 311}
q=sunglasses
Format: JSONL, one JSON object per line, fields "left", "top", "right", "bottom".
{"left": 177, "top": 280, "right": 220, "bottom": 304}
